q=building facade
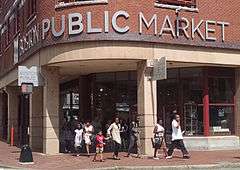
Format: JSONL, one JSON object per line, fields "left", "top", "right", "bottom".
{"left": 0, "top": 0, "right": 240, "bottom": 154}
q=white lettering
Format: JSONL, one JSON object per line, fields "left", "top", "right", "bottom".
{"left": 112, "top": 10, "right": 130, "bottom": 33}
{"left": 87, "top": 12, "right": 102, "bottom": 33}
{"left": 205, "top": 20, "right": 216, "bottom": 41}
{"left": 159, "top": 15, "right": 175, "bottom": 37}
{"left": 139, "top": 12, "right": 157, "bottom": 35}
{"left": 68, "top": 13, "right": 83, "bottom": 35}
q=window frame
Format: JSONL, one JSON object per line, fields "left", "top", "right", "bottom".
{"left": 55, "top": 0, "right": 108, "bottom": 9}
{"left": 27, "top": 0, "right": 37, "bottom": 24}
{"left": 157, "top": 0, "right": 196, "bottom": 8}
{"left": 155, "top": 0, "right": 198, "bottom": 13}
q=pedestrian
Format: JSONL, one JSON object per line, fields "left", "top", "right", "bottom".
{"left": 64, "top": 123, "right": 74, "bottom": 153}
{"left": 92, "top": 130, "right": 109, "bottom": 162}
{"left": 166, "top": 113, "right": 190, "bottom": 159}
{"left": 74, "top": 123, "right": 84, "bottom": 157}
{"left": 126, "top": 121, "right": 141, "bottom": 158}
{"left": 107, "top": 117, "right": 121, "bottom": 160}
{"left": 120, "top": 119, "right": 128, "bottom": 150}
{"left": 84, "top": 120, "right": 94, "bottom": 157}
{"left": 152, "top": 119, "right": 167, "bottom": 160}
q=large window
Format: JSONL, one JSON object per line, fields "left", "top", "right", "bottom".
{"left": 208, "top": 68, "right": 235, "bottom": 135}
{"left": 209, "top": 77, "right": 234, "bottom": 103}
{"left": 93, "top": 71, "right": 137, "bottom": 122}
{"left": 56, "top": 0, "right": 108, "bottom": 9}
{"left": 209, "top": 106, "right": 234, "bottom": 135}
{"left": 157, "top": 0, "right": 196, "bottom": 7}
{"left": 157, "top": 67, "right": 235, "bottom": 137}
{"left": 158, "top": 68, "right": 204, "bottom": 136}
{"left": 27, "top": 0, "right": 37, "bottom": 21}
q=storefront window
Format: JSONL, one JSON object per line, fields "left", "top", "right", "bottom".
{"left": 182, "top": 78, "right": 203, "bottom": 104}
{"left": 158, "top": 68, "right": 204, "bottom": 136}
{"left": 209, "top": 77, "right": 234, "bottom": 103}
{"left": 93, "top": 71, "right": 137, "bottom": 122}
{"left": 209, "top": 106, "right": 234, "bottom": 135}
{"left": 60, "top": 79, "right": 80, "bottom": 122}
{"left": 208, "top": 68, "right": 235, "bottom": 135}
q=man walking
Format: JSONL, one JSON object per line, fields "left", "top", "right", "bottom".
{"left": 166, "top": 113, "right": 190, "bottom": 159}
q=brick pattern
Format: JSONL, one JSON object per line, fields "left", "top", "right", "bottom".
{"left": 0, "top": 0, "right": 240, "bottom": 76}
{"left": 0, "top": 140, "right": 239, "bottom": 170}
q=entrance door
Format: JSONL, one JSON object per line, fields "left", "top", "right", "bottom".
{"left": 18, "top": 94, "right": 30, "bottom": 146}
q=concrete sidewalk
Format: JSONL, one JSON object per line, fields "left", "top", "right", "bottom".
{"left": 0, "top": 141, "right": 240, "bottom": 170}
{"left": 94, "top": 163, "right": 240, "bottom": 170}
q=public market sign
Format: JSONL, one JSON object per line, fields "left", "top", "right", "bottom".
{"left": 18, "top": 10, "right": 230, "bottom": 58}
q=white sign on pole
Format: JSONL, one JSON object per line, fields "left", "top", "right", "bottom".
{"left": 152, "top": 57, "right": 167, "bottom": 80}
{"left": 18, "top": 66, "right": 39, "bottom": 86}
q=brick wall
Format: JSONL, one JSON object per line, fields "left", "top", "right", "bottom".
{"left": 0, "top": 0, "right": 240, "bottom": 76}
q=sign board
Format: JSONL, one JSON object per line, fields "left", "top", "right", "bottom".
{"left": 21, "top": 83, "right": 33, "bottom": 94}
{"left": 18, "top": 66, "right": 39, "bottom": 86}
{"left": 152, "top": 57, "right": 167, "bottom": 80}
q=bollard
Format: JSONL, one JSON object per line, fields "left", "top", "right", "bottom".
{"left": 10, "top": 125, "right": 14, "bottom": 146}
{"left": 19, "top": 145, "right": 34, "bottom": 165}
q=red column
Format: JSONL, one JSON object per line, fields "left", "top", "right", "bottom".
{"left": 203, "top": 70, "right": 210, "bottom": 136}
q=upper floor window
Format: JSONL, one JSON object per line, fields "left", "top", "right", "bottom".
{"left": 157, "top": 0, "right": 196, "bottom": 7}
{"left": 55, "top": 0, "right": 108, "bottom": 9}
{"left": 27, "top": 0, "right": 37, "bottom": 20}
{"left": 155, "top": 0, "right": 198, "bottom": 12}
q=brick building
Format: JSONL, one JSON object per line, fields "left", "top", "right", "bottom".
{"left": 0, "top": 0, "right": 240, "bottom": 154}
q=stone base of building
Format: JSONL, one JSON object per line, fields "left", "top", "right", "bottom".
{"left": 184, "top": 136, "right": 240, "bottom": 150}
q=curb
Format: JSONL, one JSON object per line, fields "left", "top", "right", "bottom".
{"left": 92, "top": 163, "right": 240, "bottom": 170}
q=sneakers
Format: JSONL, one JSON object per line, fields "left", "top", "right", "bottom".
{"left": 153, "top": 157, "right": 159, "bottom": 160}
{"left": 183, "top": 155, "right": 190, "bottom": 159}
{"left": 166, "top": 156, "right": 173, "bottom": 159}
{"left": 113, "top": 156, "right": 120, "bottom": 160}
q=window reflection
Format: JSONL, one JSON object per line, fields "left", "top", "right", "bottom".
{"left": 209, "top": 106, "right": 233, "bottom": 135}
{"left": 209, "top": 77, "right": 234, "bottom": 103}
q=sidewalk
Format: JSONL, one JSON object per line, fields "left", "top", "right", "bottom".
{"left": 0, "top": 141, "right": 239, "bottom": 170}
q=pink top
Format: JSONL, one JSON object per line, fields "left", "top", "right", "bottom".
{"left": 96, "top": 135, "right": 105, "bottom": 148}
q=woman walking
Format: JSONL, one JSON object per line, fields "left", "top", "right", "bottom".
{"left": 107, "top": 117, "right": 121, "bottom": 160}
{"left": 74, "top": 123, "right": 84, "bottom": 157}
{"left": 127, "top": 121, "right": 141, "bottom": 158}
{"left": 153, "top": 119, "right": 167, "bottom": 159}
{"left": 84, "top": 120, "right": 94, "bottom": 157}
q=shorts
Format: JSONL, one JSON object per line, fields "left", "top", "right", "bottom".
{"left": 96, "top": 147, "right": 104, "bottom": 153}
{"left": 152, "top": 137, "right": 164, "bottom": 149}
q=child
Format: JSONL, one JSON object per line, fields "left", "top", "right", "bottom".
{"left": 74, "top": 123, "right": 83, "bottom": 157}
{"left": 92, "top": 131, "right": 109, "bottom": 162}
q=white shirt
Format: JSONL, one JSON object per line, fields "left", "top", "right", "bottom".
{"left": 107, "top": 122, "right": 121, "bottom": 144}
{"left": 84, "top": 125, "right": 93, "bottom": 134}
{"left": 74, "top": 129, "right": 83, "bottom": 146}
{"left": 172, "top": 119, "right": 183, "bottom": 141}
{"left": 154, "top": 124, "right": 164, "bottom": 137}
